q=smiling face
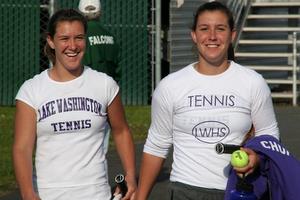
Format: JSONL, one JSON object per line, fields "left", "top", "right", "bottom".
{"left": 47, "top": 20, "right": 86, "bottom": 74}
{"left": 191, "top": 10, "right": 236, "bottom": 69}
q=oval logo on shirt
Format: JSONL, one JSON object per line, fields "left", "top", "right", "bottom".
{"left": 192, "top": 121, "right": 230, "bottom": 143}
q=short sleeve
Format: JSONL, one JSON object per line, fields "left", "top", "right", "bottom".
{"left": 15, "top": 80, "right": 37, "bottom": 109}
{"left": 106, "top": 76, "right": 119, "bottom": 106}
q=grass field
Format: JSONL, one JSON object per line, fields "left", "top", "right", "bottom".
{"left": 0, "top": 107, "right": 16, "bottom": 196}
{"left": 0, "top": 105, "right": 151, "bottom": 196}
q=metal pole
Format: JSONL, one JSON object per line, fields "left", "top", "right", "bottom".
{"left": 49, "top": 0, "right": 55, "bottom": 17}
{"left": 292, "top": 32, "right": 297, "bottom": 106}
{"left": 48, "top": 0, "right": 55, "bottom": 68}
{"left": 155, "top": 0, "right": 161, "bottom": 87}
{"left": 151, "top": 0, "right": 155, "bottom": 93}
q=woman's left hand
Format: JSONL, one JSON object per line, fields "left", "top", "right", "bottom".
{"left": 233, "top": 147, "right": 260, "bottom": 177}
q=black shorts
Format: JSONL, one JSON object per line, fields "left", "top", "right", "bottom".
{"left": 168, "top": 181, "right": 225, "bottom": 200}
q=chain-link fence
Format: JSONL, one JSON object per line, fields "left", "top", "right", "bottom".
{"left": 0, "top": 0, "right": 151, "bottom": 106}
{"left": 0, "top": 0, "right": 40, "bottom": 106}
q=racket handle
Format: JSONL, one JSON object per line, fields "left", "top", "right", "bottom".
{"left": 115, "top": 174, "right": 127, "bottom": 196}
{"left": 111, "top": 194, "right": 122, "bottom": 200}
{"left": 215, "top": 143, "right": 241, "bottom": 154}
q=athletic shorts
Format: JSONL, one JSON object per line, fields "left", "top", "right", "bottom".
{"left": 168, "top": 181, "right": 225, "bottom": 200}
{"left": 36, "top": 183, "right": 111, "bottom": 200}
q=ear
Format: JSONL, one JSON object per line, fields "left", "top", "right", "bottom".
{"left": 231, "top": 29, "right": 237, "bottom": 43}
{"left": 191, "top": 31, "right": 197, "bottom": 44}
{"left": 46, "top": 35, "right": 55, "bottom": 49}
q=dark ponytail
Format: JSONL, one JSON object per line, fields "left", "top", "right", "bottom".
{"left": 44, "top": 42, "right": 56, "bottom": 65}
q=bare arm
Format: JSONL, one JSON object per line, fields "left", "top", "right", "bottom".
{"left": 108, "top": 93, "right": 137, "bottom": 199}
{"left": 135, "top": 152, "right": 165, "bottom": 200}
{"left": 13, "top": 100, "right": 40, "bottom": 200}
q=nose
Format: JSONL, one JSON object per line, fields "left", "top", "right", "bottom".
{"left": 68, "top": 39, "right": 77, "bottom": 50}
{"left": 209, "top": 29, "right": 217, "bottom": 40}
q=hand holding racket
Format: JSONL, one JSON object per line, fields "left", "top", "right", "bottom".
{"left": 111, "top": 174, "right": 127, "bottom": 200}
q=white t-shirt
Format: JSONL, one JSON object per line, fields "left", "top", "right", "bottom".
{"left": 16, "top": 66, "right": 119, "bottom": 189}
{"left": 144, "top": 61, "right": 279, "bottom": 190}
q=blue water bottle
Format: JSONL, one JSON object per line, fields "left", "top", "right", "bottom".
{"left": 229, "top": 178, "right": 257, "bottom": 200}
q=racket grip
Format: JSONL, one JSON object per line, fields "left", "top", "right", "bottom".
{"left": 215, "top": 143, "right": 241, "bottom": 154}
{"left": 111, "top": 194, "right": 122, "bottom": 200}
{"left": 115, "top": 174, "right": 127, "bottom": 196}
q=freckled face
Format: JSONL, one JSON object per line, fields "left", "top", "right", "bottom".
{"left": 191, "top": 10, "right": 236, "bottom": 66}
{"left": 47, "top": 20, "right": 86, "bottom": 72}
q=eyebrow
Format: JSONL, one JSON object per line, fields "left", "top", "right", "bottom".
{"left": 56, "top": 33, "right": 85, "bottom": 38}
{"left": 197, "top": 25, "right": 229, "bottom": 30}
{"left": 198, "top": 23, "right": 228, "bottom": 27}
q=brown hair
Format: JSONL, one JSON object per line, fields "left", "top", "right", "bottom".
{"left": 44, "top": 9, "right": 87, "bottom": 65}
{"left": 191, "top": 1, "right": 235, "bottom": 31}
{"left": 191, "top": 1, "right": 236, "bottom": 60}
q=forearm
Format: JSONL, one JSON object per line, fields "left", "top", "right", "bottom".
{"left": 13, "top": 147, "right": 37, "bottom": 199}
{"left": 135, "top": 153, "right": 165, "bottom": 200}
{"left": 113, "top": 129, "right": 136, "bottom": 177}
{"left": 113, "top": 128, "right": 137, "bottom": 199}
{"left": 13, "top": 101, "right": 39, "bottom": 199}
{"left": 108, "top": 94, "right": 137, "bottom": 198}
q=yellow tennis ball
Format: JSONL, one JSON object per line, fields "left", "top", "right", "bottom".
{"left": 231, "top": 150, "right": 249, "bottom": 168}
